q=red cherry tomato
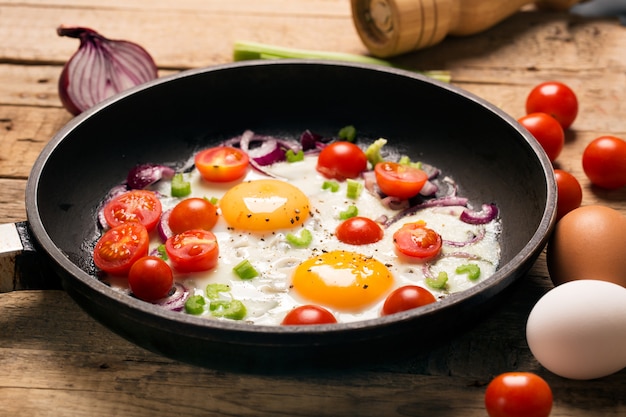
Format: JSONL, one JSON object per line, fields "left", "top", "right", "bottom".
{"left": 518, "top": 112, "right": 564, "bottom": 162}
{"left": 93, "top": 222, "right": 149, "bottom": 276}
{"left": 484, "top": 372, "right": 553, "bottom": 417}
{"left": 316, "top": 141, "right": 368, "bottom": 180}
{"left": 526, "top": 81, "right": 578, "bottom": 129}
{"left": 195, "top": 146, "right": 250, "bottom": 182}
{"left": 335, "top": 216, "right": 384, "bottom": 245}
{"left": 102, "top": 189, "right": 162, "bottom": 232}
{"left": 382, "top": 285, "right": 436, "bottom": 315}
{"left": 128, "top": 256, "right": 174, "bottom": 301}
{"left": 554, "top": 169, "right": 582, "bottom": 221}
{"left": 582, "top": 135, "right": 626, "bottom": 189}
{"left": 393, "top": 221, "right": 442, "bottom": 260}
{"left": 281, "top": 305, "right": 338, "bottom": 325}
{"left": 165, "top": 229, "right": 219, "bottom": 273}
{"left": 168, "top": 197, "right": 218, "bottom": 234}
{"left": 374, "top": 161, "right": 428, "bottom": 199}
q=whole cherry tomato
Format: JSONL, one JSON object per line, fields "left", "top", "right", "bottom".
{"left": 382, "top": 285, "right": 436, "bottom": 315}
{"left": 316, "top": 141, "right": 368, "bottom": 180}
{"left": 195, "top": 146, "right": 250, "bottom": 182}
{"left": 518, "top": 112, "right": 564, "bottom": 162}
{"left": 485, "top": 372, "right": 553, "bottom": 417}
{"left": 553, "top": 169, "right": 582, "bottom": 221}
{"left": 526, "top": 81, "right": 578, "bottom": 129}
{"left": 374, "top": 161, "right": 428, "bottom": 199}
{"left": 335, "top": 216, "right": 384, "bottom": 245}
{"left": 281, "top": 305, "right": 337, "bottom": 325}
{"left": 582, "top": 135, "right": 626, "bottom": 189}
{"left": 168, "top": 197, "right": 218, "bottom": 234}
{"left": 128, "top": 256, "right": 174, "bottom": 301}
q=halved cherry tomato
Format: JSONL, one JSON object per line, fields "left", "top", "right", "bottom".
{"left": 195, "top": 146, "right": 250, "bottom": 182}
{"left": 335, "top": 216, "right": 383, "bottom": 245}
{"left": 281, "top": 305, "right": 337, "bottom": 325}
{"left": 554, "top": 169, "right": 582, "bottom": 221}
{"left": 526, "top": 81, "right": 578, "bottom": 130}
{"left": 93, "top": 222, "right": 149, "bottom": 275}
{"left": 316, "top": 141, "right": 368, "bottom": 180}
{"left": 485, "top": 372, "right": 553, "bottom": 417}
{"left": 582, "top": 135, "right": 626, "bottom": 189}
{"left": 168, "top": 197, "right": 218, "bottom": 234}
{"left": 374, "top": 161, "right": 428, "bottom": 199}
{"left": 165, "top": 229, "right": 219, "bottom": 273}
{"left": 393, "top": 221, "right": 442, "bottom": 260}
{"left": 382, "top": 285, "right": 437, "bottom": 315}
{"left": 518, "top": 112, "right": 565, "bottom": 162}
{"left": 102, "top": 189, "right": 162, "bottom": 232}
{"left": 128, "top": 256, "right": 173, "bottom": 301}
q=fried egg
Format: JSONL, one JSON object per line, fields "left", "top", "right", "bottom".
{"left": 142, "top": 155, "right": 501, "bottom": 325}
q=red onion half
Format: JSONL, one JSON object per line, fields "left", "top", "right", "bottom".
{"left": 57, "top": 25, "right": 158, "bottom": 115}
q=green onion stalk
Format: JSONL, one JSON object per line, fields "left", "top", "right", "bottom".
{"left": 233, "top": 41, "right": 451, "bottom": 83}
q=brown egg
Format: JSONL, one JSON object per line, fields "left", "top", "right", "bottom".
{"left": 547, "top": 205, "right": 626, "bottom": 287}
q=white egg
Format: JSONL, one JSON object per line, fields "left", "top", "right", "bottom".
{"left": 127, "top": 155, "right": 502, "bottom": 325}
{"left": 526, "top": 280, "right": 626, "bottom": 380}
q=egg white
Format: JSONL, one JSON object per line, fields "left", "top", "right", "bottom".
{"left": 136, "top": 156, "right": 501, "bottom": 325}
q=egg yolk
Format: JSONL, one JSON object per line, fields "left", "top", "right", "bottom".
{"left": 220, "top": 179, "right": 310, "bottom": 231}
{"left": 292, "top": 250, "right": 394, "bottom": 311}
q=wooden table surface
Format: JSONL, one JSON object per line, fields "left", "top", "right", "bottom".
{"left": 1, "top": 1, "right": 626, "bottom": 416}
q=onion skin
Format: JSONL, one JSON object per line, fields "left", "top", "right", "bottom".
{"left": 57, "top": 25, "right": 158, "bottom": 115}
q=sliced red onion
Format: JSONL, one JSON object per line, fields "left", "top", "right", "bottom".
{"left": 443, "top": 228, "right": 486, "bottom": 247}
{"left": 57, "top": 25, "right": 158, "bottom": 115}
{"left": 157, "top": 208, "right": 173, "bottom": 242}
{"left": 383, "top": 196, "right": 469, "bottom": 228}
{"left": 300, "top": 129, "right": 324, "bottom": 151}
{"left": 127, "top": 163, "right": 175, "bottom": 189}
{"left": 460, "top": 204, "right": 499, "bottom": 225}
{"left": 419, "top": 180, "right": 438, "bottom": 196}
{"left": 154, "top": 283, "right": 189, "bottom": 312}
{"left": 247, "top": 138, "right": 287, "bottom": 166}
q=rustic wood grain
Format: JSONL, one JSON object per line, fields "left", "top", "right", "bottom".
{"left": 1, "top": 1, "right": 625, "bottom": 416}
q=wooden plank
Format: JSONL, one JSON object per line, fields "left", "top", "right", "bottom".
{"left": 0, "top": 4, "right": 365, "bottom": 69}
{"left": 0, "top": 105, "right": 71, "bottom": 178}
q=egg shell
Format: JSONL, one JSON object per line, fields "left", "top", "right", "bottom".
{"left": 546, "top": 205, "right": 626, "bottom": 287}
{"left": 526, "top": 280, "right": 626, "bottom": 380}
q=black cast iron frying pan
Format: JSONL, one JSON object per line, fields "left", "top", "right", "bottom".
{"left": 14, "top": 60, "right": 555, "bottom": 371}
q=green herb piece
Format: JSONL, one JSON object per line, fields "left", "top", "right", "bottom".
{"left": 156, "top": 244, "right": 168, "bottom": 260}
{"left": 209, "top": 300, "right": 247, "bottom": 320}
{"left": 233, "top": 259, "right": 259, "bottom": 280}
{"left": 365, "top": 138, "right": 388, "bottom": 167}
{"left": 339, "top": 205, "right": 359, "bottom": 220}
{"left": 426, "top": 271, "right": 448, "bottom": 290}
{"left": 346, "top": 179, "right": 363, "bottom": 199}
{"left": 322, "top": 180, "right": 340, "bottom": 192}
{"left": 338, "top": 125, "right": 357, "bottom": 142}
{"left": 456, "top": 264, "right": 481, "bottom": 281}
{"left": 286, "top": 149, "right": 304, "bottom": 162}
{"left": 184, "top": 294, "right": 206, "bottom": 315}
{"left": 171, "top": 173, "right": 191, "bottom": 197}
{"left": 208, "top": 196, "right": 219, "bottom": 205}
{"left": 205, "top": 283, "right": 231, "bottom": 300}
{"left": 398, "top": 155, "right": 422, "bottom": 169}
{"left": 286, "top": 228, "right": 313, "bottom": 248}
{"left": 232, "top": 41, "right": 452, "bottom": 83}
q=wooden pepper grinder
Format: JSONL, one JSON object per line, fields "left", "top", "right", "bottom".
{"left": 351, "top": 0, "right": 582, "bottom": 57}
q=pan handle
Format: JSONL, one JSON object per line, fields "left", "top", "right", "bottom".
{"left": 0, "top": 222, "right": 62, "bottom": 293}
